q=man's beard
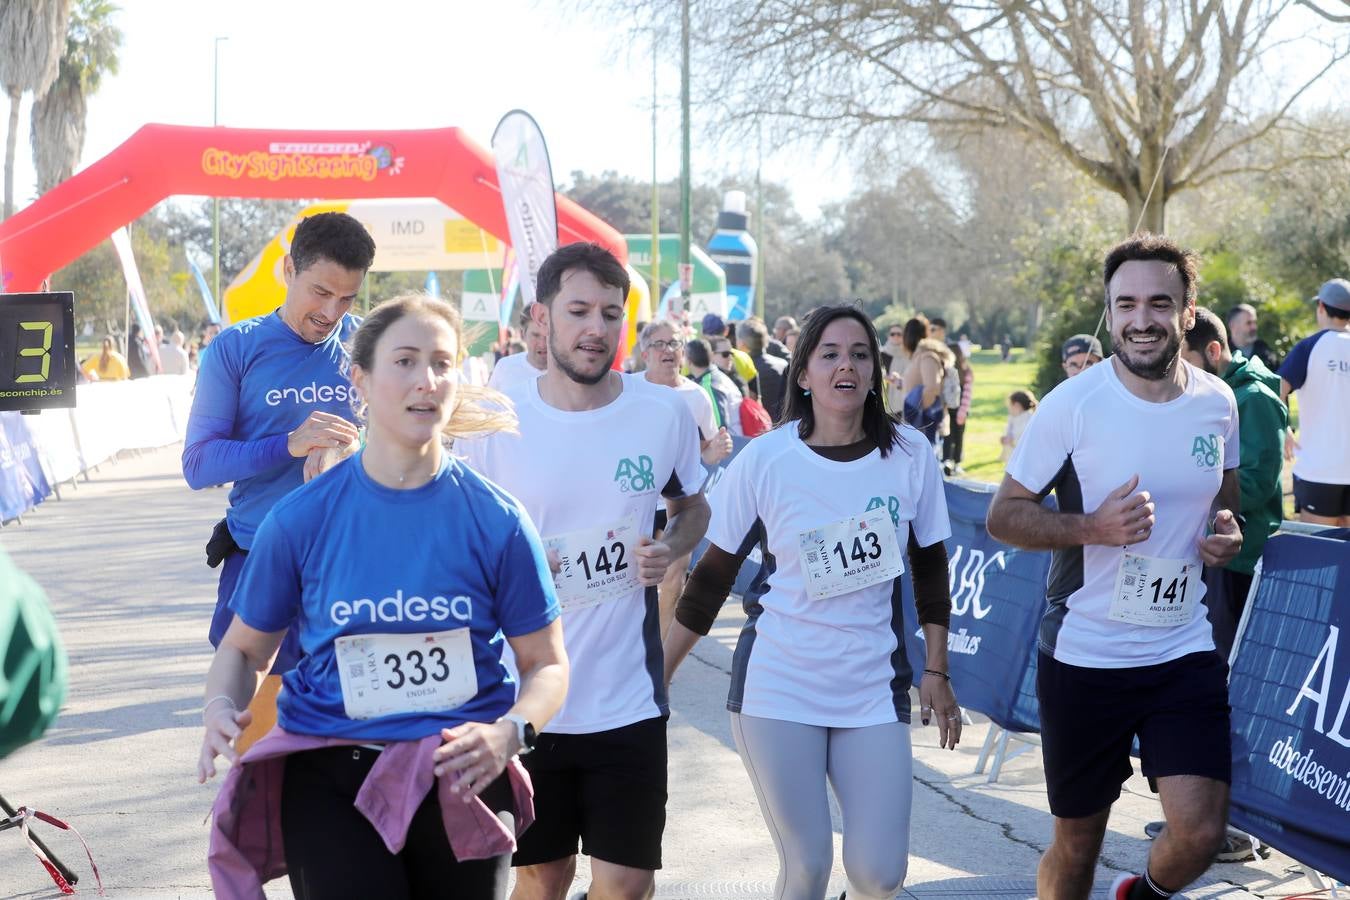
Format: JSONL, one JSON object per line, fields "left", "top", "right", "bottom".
{"left": 1116, "top": 328, "right": 1182, "bottom": 381}
{"left": 549, "top": 331, "right": 615, "bottom": 386}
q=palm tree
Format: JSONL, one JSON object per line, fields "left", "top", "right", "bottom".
{"left": 0, "top": 0, "right": 71, "bottom": 218}
{"left": 30, "top": 0, "right": 121, "bottom": 194}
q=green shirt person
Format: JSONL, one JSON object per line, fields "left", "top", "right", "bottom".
{"left": 0, "top": 546, "right": 67, "bottom": 759}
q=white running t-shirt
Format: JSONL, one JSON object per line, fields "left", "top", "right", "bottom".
{"left": 486, "top": 352, "right": 544, "bottom": 394}
{"left": 1278, "top": 328, "right": 1350, "bottom": 486}
{"left": 705, "top": 426, "right": 951, "bottom": 727}
{"left": 459, "top": 375, "right": 705, "bottom": 734}
{"left": 1006, "top": 360, "right": 1239, "bottom": 669}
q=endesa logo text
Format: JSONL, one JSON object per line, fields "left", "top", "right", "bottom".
{"left": 264, "top": 382, "right": 357, "bottom": 407}
{"left": 329, "top": 589, "right": 474, "bottom": 626}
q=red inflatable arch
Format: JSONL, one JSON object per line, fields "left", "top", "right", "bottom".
{"left": 0, "top": 124, "right": 625, "bottom": 292}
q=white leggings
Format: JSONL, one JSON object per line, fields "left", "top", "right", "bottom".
{"left": 731, "top": 713, "right": 914, "bottom": 900}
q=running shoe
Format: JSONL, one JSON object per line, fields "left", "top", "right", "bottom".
{"left": 1108, "top": 873, "right": 1140, "bottom": 899}
{"left": 1214, "top": 831, "right": 1269, "bottom": 862}
{"left": 1144, "top": 820, "right": 1164, "bottom": 839}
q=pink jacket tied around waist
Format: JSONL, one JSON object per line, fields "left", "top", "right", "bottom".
{"left": 207, "top": 727, "right": 534, "bottom": 899}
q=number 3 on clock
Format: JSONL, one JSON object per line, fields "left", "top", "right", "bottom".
{"left": 15, "top": 320, "right": 52, "bottom": 384}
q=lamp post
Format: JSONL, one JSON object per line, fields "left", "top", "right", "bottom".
{"left": 212, "top": 36, "right": 228, "bottom": 308}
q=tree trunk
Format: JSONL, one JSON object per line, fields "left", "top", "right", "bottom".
{"left": 1125, "top": 190, "right": 1167, "bottom": 235}
{"left": 4, "top": 87, "right": 20, "bottom": 220}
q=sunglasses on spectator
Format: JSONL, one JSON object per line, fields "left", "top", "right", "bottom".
{"left": 716, "top": 350, "right": 732, "bottom": 358}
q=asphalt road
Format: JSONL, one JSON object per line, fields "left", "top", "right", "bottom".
{"left": 0, "top": 447, "right": 1323, "bottom": 898}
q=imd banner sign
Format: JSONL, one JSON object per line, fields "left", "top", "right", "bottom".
{"left": 1228, "top": 531, "right": 1350, "bottom": 883}
{"left": 899, "top": 482, "right": 1051, "bottom": 733}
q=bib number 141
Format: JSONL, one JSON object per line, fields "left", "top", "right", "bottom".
{"left": 1109, "top": 553, "right": 1198, "bottom": 627}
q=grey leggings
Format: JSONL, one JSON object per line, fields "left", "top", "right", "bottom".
{"left": 731, "top": 713, "right": 914, "bottom": 900}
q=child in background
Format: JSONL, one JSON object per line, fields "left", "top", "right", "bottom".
{"left": 999, "top": 389, "right": 1037, "bottom": 462}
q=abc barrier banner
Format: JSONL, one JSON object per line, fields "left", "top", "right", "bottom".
{"left": 0, "top": 411, "right": 52, "bottom": 520}
{"left": 900, "top": 481, "right": 1051, "bottom": 733}
{"left": 1228, "top": 531, "right": 1350, "bottom": 884}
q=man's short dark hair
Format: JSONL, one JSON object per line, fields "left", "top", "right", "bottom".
{"left": 1103, "top": 233, "right": 1199, "bottom": 307}
{"left": 686, "top": 338, "right": 711, "bottom": 368}
{"left": 535, "top": 242, "right": 630, "bottom": 306}
{"left": 291, "top": 212, "right": 376, "bottom": 275}
{"left": 930, "top": 317, "right": 947, "bottom": 330}
{"left": 1225, "top": 303, "right": 1256, "bottom": 326}
{"left": 1184, "top": 307, "right": 1228, "bottom": 354}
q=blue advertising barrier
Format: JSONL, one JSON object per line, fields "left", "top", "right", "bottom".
{"left": 1228, "top": 531, "right": 1350, "bottom": 884}
{"left": 899, "top": 481, "right": 1051, "bottom": 733}
{"left": 0, "top": 411, "right": 53, "bottom": 521}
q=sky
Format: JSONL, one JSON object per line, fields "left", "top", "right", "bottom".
{"left": 7, "top": 0, "right": 1345, "bottom": 223}
{"left": 8, "top": 0, "right": 853, "bottom": 220}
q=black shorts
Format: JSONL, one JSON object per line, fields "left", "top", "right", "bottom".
{"left": 513, "top": 716, "right": 667, "bottom": 870}
{"left": 1293, "top": 476, "right": 1350, "bottom": 518}
{"left": 1037, "top": 650, "right": 1231, "bottom": 819}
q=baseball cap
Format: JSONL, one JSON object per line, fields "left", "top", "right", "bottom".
{"left": 1313, "top": 279, "right": 1350, "bottom": 312}
{"left": 1061, "top": 334, "right": 1104, "bottom": 361}
{"left": 701, "top": 313, "right": 726, "bottom": 335}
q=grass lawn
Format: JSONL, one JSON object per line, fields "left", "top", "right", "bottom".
{"left": 953, "top": 348, "right": 1039, "bottom": 485}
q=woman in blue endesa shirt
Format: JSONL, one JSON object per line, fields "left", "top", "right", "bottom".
{"left": 197, "top": 294, "right": 568, "bottom": 899}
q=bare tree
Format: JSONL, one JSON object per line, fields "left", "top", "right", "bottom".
{"left": 1297, "top": 0, "right": 1350, "bottom": 21}
{"left": 0, "top": 0, "right": 71, "bottom": 218}
{"left": 591, "top": 0, "right": 1348, "bottom": 233}
{"left": 30, "top": 0, "right": 121, "bottom": 194}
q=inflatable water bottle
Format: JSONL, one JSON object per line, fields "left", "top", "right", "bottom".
{"left": 707, "top": 190, "right": 757, "bottom": 321}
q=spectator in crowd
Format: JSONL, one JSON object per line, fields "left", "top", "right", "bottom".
{"left": 81, "top": 335, "right": 131, "bottom": 382}
{"left": 901, "top": 315, "right": 952, "bottom": 445}
{"left": 687, "top": 337, "right": 743, "bottom": 437}
{"left": 999, "top": 390, "right": 1036, "bottom": 461}
{"left": 187, "top": 342, "right": 200, "bottom": 371}
{"left": 160, "top": 330, "right": 190, "bottom": 376}
{"left": 770, "top": 315, "right": 796, "bottom": 359}
{"left": 929, "top": 317, "right": 948, "bottom": 344}
{"left": 487, "top": 304, "right": 547, "bottom": 393}
{"left": 1225, "top": 303, "right": 1278, "bottom": 371}
{"left": 1181, "top": 307, "right": 1286, "bottom": 656}
{"left": 942, "top": 341, "right": 974, "bottom": 476}
{"left": 1278, "top": 279, "right": 1350, "bottom": 527}
{"left": 702, "top": 313, "right": 760, "bottom": 386}
{"left": 784, "top": 326, "right": 801, "bottom": 353}
{"left": 198, "top": 322, "right": 223, "bottom": 370}
{"left": 1061, "top": 333, "right": 1104, "bottom": 380}
{"left": 737, "top": 319, "right": 788, "bottom": 420}
{"left": 127, "top": 322, "right": 155, "bottom": 378}
{"left": 506, "top": 339, "right": 527, "bottom": 356}
{"left": 884, "top": 317, "right": 922, "bottom": 414}
{"left": 1000, "top": 333, "right": 1013, "bottom": 363}
{"left": 958, "top": 332, "right": 973, "bottom": 359}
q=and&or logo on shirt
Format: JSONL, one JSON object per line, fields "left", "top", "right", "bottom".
{"left": 1190, "top": 434, "right": 1221, "bottom": 470}
{"left": 614, "top": 455, "right": 656, "bottom": 493}
{"left": 866, "top": 495, "right": 901, "bottom": 527}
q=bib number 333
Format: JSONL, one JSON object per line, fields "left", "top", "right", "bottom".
{"left": 798, "top": 513, "right": 904, "bottom": 601}
{"left": 335, "top": 629, "right": 477, "bottom": 720}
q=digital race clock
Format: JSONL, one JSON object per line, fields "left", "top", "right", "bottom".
{"left": 0, "top": 292, "right": 76, "bottom": 412}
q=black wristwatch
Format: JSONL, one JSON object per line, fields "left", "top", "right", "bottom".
{"left": 500, "top": 714, "right": 537, "bottom": 755}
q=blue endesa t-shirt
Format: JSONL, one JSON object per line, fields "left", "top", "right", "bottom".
{"left": 187, "top": 311, "right": 360, "bottom": 549}
{"left": 230, "top": 450, "right": 560, "bottom": 741}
